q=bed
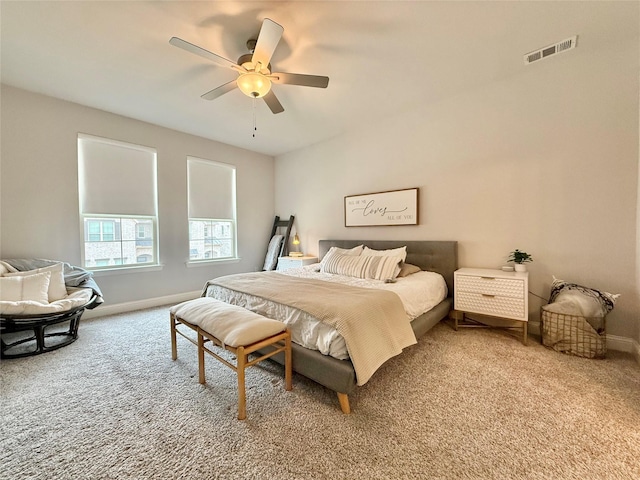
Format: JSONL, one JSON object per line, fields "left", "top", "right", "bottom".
{"left": 203, "top": 239, "right": 458, "bottom": 413}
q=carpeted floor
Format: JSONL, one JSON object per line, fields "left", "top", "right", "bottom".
{"left": 1, "top": 305, "right": 639, "bottom": 480}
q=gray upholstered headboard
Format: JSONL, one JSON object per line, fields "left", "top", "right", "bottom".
{"left": 318, "top": 240, "right": 458, "bottom": 296}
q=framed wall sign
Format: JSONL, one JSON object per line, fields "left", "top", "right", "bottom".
{"left": 344, "top": 188, "right": 419, "bottom": 227}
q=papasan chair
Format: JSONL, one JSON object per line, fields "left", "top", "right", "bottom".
{"left": 0, "top": 259, "right": 103, "bottom": 359}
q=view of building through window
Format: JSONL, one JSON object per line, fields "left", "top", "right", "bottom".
{"left": 83, "top": 217, "right": 155, "bottom": 268}
{"left": 189, "top": 219, "right": 234, "bottom": 260}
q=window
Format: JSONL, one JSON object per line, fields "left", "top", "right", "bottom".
{"left": 82, "top": 217, "right": 155, "bottom": 267}
{"left": 78, "top": 134, "right": 159, "bottom": 270}
{"left": 187, "top": 157, "right": 237, "bottom": 262}
{"left": 87, "top": 220, "right": 115, "bottom": 242}
{"left": 189, "top": 219, "right": 234, "bottom": 260}
{"left": 136, "top": 224, "right": 147, "bottom": 238}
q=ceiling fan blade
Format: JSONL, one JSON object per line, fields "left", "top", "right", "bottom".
{"left": 271, "top": 72, "right": 329, "bottom": 88}
{"left": 201, "top": 80, "right": 237, "bottom": 101}
{"left": 169, "top": 37, "right": 241, "bottom": 71}
{"left": 251, "top": 19, "right": 284, "bottom": 67}
{"left": 263, "top": 90, "right": 284, "bottom": 114}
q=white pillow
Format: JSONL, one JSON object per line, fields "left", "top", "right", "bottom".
{"left": 0, "top": 271, "right": 51, "bottom": 304}
{"left": 321, "top": 252, "right": 403, "bottom": 280}
{"left": 3, "top": 262, "right": 67, "bottom": 301}
{"left": 319, "top": 245, "right": 364, "bottom": 267}
{"left": 362, "top": 246, "right": 407, "bottom": 263}
{"left": 326, "top": 245, "right": 364, "bottom": 256}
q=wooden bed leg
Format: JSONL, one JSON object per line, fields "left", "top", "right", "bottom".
{"left": 197, "top": 331, "right": 206, "bottom": 385}
{"left": 337, "top": 392, "right": 351, "bottom": 414}
{"left": 170, "top": 314, "right": 177, "bottom": 360}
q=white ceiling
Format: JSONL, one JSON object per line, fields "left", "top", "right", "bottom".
{"left": 1, "top": 1, "right": 636, "bottom": 157}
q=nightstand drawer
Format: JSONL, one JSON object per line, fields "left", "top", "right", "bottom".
{"left": 456, "top": 275, "right": 524, "bottom": 298}
{"left": 277, "top": 258, "right": 299, "bottom": 270}
{"left": 455, "top": 292, "right": 525, "bottom": 321}
{"left": 276, "top": 256, "right": 318, "bottom": 271}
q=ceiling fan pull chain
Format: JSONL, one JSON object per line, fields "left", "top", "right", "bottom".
{"left": 252, "top": 96, "right": 257, "bottom": 138}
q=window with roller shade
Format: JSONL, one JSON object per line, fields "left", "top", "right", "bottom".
{"left": 78, "top": 134, "right": 159, "bottom": 269}
{"left": 187, "top": 157, "right": 237, "bottom": 262}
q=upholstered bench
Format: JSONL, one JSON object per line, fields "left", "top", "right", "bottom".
{"left": 170, "top": 297, "right": 292, "bottom": 420}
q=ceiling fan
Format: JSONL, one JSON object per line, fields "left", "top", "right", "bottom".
{"left": 170, "top": 18, "right": 329, "bottom": 114}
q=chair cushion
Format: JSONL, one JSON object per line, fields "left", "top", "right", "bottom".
{"left": 0, "top": 272, "right": 51, "bottom": 304}
{"left": 0, "top": 289, "right": 92, "bottom": 316}
{"left": 171, "top": 297, "right": 286, "bottom": 347}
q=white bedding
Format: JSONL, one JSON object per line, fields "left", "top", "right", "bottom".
{"left": 205, "top": 264, "right": 447, "bottom": 360}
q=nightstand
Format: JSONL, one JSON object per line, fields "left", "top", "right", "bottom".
{"left": 453, "top": 268, "right": 529, "bottom": 345}
{"left": 276, "top": 255, "right": 318, "bottom": 271}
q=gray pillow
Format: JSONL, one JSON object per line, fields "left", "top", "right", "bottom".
{"left": 397, "top": 263, "right": 421, "bottom": 278}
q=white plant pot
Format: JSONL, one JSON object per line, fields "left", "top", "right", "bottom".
{"left": 514, "top": 264, "right": 527, "bottom": 272}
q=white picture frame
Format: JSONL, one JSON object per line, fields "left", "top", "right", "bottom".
{"left": 344, "top": 188, "right": 419, "bottom": 227}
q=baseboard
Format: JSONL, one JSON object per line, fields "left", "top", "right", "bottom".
{"left": 606, "top": 334, "right": 637, "bottom": 355}
{"left": 83, "top": 290, "right": 201, "bottom": 319}
{"left": 529, "top": 321, "right": 638, "bottom": 355}
{"left": 529, "top": 321, "right": 541, "bottom": 337}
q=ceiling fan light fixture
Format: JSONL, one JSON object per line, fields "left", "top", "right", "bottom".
{"left": 170, "top": 18, "right": 329, "bottom": 114}
{"left": 237, "top": 72, "right": 271, "bottom": 98}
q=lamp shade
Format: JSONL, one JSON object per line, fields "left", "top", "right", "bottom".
{"left": 237, "top": 72, "right": 272, "bottom": 98}
{"left": 292, "top": 234, "right": 300, "bottom": 245}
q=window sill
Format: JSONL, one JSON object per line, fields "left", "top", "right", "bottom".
{"left": 186, "top": 258, "right": 241, "bottom": 268}
{"left": 91, "top": 264, "right": 164, "bottom": 277}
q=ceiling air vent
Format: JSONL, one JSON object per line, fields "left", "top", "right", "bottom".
{"left": 524, "top": 35, "right": 578, "bottom": 65}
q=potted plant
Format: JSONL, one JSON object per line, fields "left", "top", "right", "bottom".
{"left": 508, "top": 249, "right": 533, "bottom": 272}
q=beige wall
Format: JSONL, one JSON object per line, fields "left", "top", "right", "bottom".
{"left": 0, "top": 85, "right": 275, "bottom": 305}
{"left": 275, "top": 33, "right": 640, "bottom": 340}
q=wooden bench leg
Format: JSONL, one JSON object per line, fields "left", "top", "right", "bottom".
{"left": 237, "top": 346, "right": 247, "bottom": 420}
{"left": 170, "top": 314, "right": 178, "bottom": 360}
{"left": 337, "top": 392, "right": 351, "bottom": 414}
{"left": 198, "top": 331, "right": 206, "bottom": 384}
{"left": 284, "top": 331, "right": 292, "bottom": 391}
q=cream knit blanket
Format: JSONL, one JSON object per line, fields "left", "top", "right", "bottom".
{"left": 204, "top": 271, "right": 416, "bottom": 385}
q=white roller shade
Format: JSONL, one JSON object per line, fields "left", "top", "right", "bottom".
{"left": 78, "top": 134, "right": 157, "bottom": 216}
{"left": 187, "top": 157, "right": 235, "bottom": 220}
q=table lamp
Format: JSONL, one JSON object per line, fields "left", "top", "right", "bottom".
{"left": 290, "top": 233, "right": 303, "bottom": 257}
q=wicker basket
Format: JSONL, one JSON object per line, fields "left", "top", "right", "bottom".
{"left": 540, "top": 305, "right": 606, "bottom": 359}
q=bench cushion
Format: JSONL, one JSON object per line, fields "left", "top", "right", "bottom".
{"left": 170, "top": 297, "right": 286, "bottom": 347}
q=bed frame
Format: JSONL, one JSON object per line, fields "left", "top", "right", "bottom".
{"left": 262, "top": 239, "right": 458, "bottom": 414}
